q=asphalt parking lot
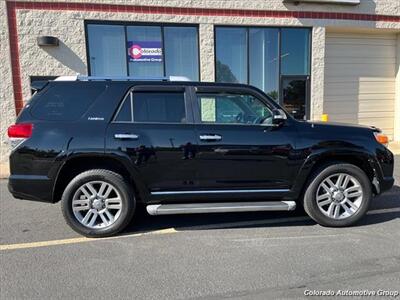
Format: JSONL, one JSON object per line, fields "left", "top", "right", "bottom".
{"left": 1, "top": 157, "right": 399, "bottom": 299}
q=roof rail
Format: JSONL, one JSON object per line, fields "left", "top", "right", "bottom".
{"left": 75, "top": 75, "right": 191, "bottom": 82}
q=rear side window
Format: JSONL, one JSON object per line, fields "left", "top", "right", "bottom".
{"left": 115, "top": 91, "right": 186, "bottom": 123}
{"left": 30, "top": 84, "right": 105, "bottom": 121}
{"left": 134, "top": 92, "right": 186, "bottom": 123}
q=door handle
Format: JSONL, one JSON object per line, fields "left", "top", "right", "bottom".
{"left": 114, "top": 133, "right": 139, "bottom": 140}
{"left": 199, "top": 134, "right": 222, "bottom": 142}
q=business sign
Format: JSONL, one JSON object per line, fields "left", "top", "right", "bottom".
{"left": 127, "top": 41, "right": 163, "bottom": 62}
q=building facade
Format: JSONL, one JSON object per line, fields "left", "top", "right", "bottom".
{"left": 1, "top": 0, "right": 400, "bottom": 173}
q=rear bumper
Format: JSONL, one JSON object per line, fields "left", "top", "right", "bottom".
{"left": 8, "top": 175, "right": 54, "bottom": 203}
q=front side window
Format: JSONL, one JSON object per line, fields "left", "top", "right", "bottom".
{"left": 197, "top": 93, "right": 272, "bottom": 125}
{"left": 87, "top": 23, "right": 199, "bottom": 80}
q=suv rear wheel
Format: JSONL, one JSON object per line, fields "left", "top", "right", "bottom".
{"left": 61, "top": 169, "right": 135, "bottom": 237}
{"left": 303, "top": 163, "right": 371, "bottom": 227}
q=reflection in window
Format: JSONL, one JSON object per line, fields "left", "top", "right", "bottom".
{"left": 215, "top": 28, "right": 247, "bottom": 83}
{"left": 164, "top": 27, "right": 199, "bottom": 81}
{"left": 282, "top": 78, "right": 307, "bottom": 120}
{"left": 281, "top": 29, "right": 310, "bottom": 75}
{"left": 87, "top": 25, "right": 127, "bottom": 76}
{"left": 133, "top": 92, "right": 186, "bottom": 123}
{"left": 115, "top": 95, "right": 132, "bottom": 122}
{"left": 215, "top": 26, "right": 311, "bottom": 105}
{"left": 249, "top": 28, "right": 279, "bottom": 101}
{"left": 197, "top": 93, "right": 271, "bottom": 125}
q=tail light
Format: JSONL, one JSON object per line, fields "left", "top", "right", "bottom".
{"left": 374, "top": 132, "right": 389, "bottom": 146}
{"left": 7, "top": 123, "right": 33, "bottom": 150}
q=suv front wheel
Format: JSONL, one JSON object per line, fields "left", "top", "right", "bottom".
{"left": 303, "top": 163, "right": 372, "bottom": 227}
{"left": 61, "top": 169, "right": 135, "bottom": 237}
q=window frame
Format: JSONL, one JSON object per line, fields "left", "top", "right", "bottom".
{"left": 112, "top": 85, "right": 194, "bottom": 124}
{"left": 85, "top": 20, "right": 201, "bottom": 81}
{"left": 191, "top": 85, "right": 280, "bottom": 127}
{"left": 213, "top": 25, "right": 312, "bottom": 119}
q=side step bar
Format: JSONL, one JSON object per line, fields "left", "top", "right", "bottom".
{"left": 146, "top": 201, "right": 296, "bottom": 216}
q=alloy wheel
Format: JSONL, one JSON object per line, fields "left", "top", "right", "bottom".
{"left": 72, "top": 181, "right": 122, "bottom": 229}
{"left": 316, "top": 173, "right": 363, "bottom": 220}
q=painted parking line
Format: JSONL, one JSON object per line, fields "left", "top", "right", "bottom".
{"left": 0, "top": 228, "right": 177, "bottom": 251}
{"left": 0, "top": 207, "right": 398, "bottom": 251}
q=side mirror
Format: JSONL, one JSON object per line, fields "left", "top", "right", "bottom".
{"left": 272, "top": 109, "right": 287, "bottom": 126}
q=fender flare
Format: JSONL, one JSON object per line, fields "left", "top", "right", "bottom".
{"left": 290, "top": 148, "right": 378, "bottom": 197}
{"left": 52, "top": 151, "right": 150, "bottom": 203}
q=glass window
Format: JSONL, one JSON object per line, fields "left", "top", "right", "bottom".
{"left": 164, "top": 27, "right": 199, "bottom": 81}
{"left": 115, "top": 95, "right": 132, "bottom": 122}
{"left": 127, "top": 26, "right": 163, "bottom": 77}
{"left": 31, "top": 84, "right": 105, "bottom": 121}
{"left": 215, "top": 28, "right": 247, "bottom": 83}
{"left": 282, "top": 78, "right": 307, "bottom": 120}
{"left": 249, "top": 28, "right": 279, "bottom": 101}
{"left": 281, "top": 28, "right": 310, "bottom": 75}
{"left": 133, "top": 92, "right": 186, "bottom": 123}
{"left": 197, "top": 93, "right": 272, "bottom": 125}
{"left": 87, "top": 23, "right": 199, "bottom": 79}
{"left": 87, "top": 25, "right": 127, "bottom": 76}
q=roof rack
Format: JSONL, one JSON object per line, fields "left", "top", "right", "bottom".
{"left": 54, "top": 75, "right": 191, "bottom": 82}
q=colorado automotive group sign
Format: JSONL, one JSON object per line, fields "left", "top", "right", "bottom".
{"left": 127, "top": 41, "right": 163, "bottom": 62}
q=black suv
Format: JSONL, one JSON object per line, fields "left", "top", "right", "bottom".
{"left": 8, "top": 76, "right": 394, "bottom": 237}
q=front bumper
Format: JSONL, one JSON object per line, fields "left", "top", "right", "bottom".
{"left": 377, "top": 176, "right": 395, "bottom": 194}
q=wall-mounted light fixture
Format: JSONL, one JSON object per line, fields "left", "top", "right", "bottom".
{"left": 283, "top": 0, "right": 360, "bottom": 5}
{"left": 37, "top": 36, "right": 59, "bottom": 47}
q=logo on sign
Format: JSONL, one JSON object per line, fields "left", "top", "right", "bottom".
{"left": 128, "top": 41, "right": 162, "bottom": 62}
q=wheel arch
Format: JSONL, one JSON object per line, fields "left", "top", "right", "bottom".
{"left": 292, "top": 151, "right": 377, "bottom": 198}
{"left": 52, "top": 154, "right": 147, "bottom": 203}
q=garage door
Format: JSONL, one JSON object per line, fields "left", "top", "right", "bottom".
{"left": 324, "top": 32, "right": 396, "bottom": 139}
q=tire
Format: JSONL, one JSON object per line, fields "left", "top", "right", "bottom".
{"left": 61, "top": 169, "right": 135, "bottom": 237}
{"left": 303, "top": 163, "right": 372, "bottom": 227}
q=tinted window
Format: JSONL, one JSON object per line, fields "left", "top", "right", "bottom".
{"left": 133, "top": 92, "right": 186, "bottom": 123}
{"left": 282, "top": 78, "right": 307, "bottom": 120}
{"left": 197, "top": 93, "right": 272, "bottom": 125}
{"left": 31, "top": 84, "right": 105, "bottom": 121}
{"left": 115, "top": 94, "right": 132, "bottom": 122}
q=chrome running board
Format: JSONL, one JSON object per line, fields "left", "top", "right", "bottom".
{"left": 146, "top": 201, "right": 296, "bottom": 216}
